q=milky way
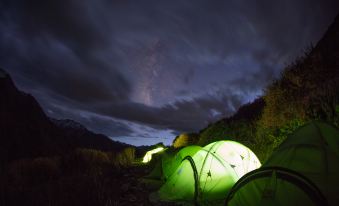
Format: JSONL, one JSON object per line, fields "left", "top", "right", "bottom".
{"left": 0, "top": 0, "right": 338, "bottom": 145}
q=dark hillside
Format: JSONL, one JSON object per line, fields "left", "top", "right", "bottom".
{"left": 225, "top": 98, "right": 265, "bottom": 123}
{"left": 0, "top": 68, "right": 130, "bottom": 165}
{"left": 196, "top": 98, "right": 265, "bottom": 149}
{"left": 52, "top": 118, "right": 130, "bottom": 152}
{"left": 0, "top": 69, "right": 60, "bottom": 163}
{"left": 196, "top": 13, "right": 339, "bottom": 162}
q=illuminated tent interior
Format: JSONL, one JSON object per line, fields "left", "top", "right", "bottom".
{"left": 142, "top": 147, "right": 166, "bottom": 163}
{"left": 150, "top": 140, "right": 261, "bottom": 205}
{"left": 225, "top": 121, "right": 339, "bottom": 206}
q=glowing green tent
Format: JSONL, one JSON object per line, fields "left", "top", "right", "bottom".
{"left": 161, "top": 145, "right": 202, "bottom": 181}
{"left": 152, "top": 140, "right": 261, "bottom": 205}
{"left": 225, "top": 121, "right": 339, "bottom": 206}
{"left": 145, "top": 145, "right": 202, "bottom": 182}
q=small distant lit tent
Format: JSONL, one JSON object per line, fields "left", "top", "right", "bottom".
{"left": 142, "top": 147, "right": 165, "bottom": 163}
{"left": 152, "top": 140, "right": 261, "bottom": 205}
{"left": 225, "top": 121, "right": 339, "bottom": 206}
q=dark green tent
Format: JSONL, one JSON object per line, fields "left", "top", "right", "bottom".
{"left": 225, "top": 121, "right": 339, "bottom": 206}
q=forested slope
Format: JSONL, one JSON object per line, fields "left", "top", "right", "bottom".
{"left": 182, "top": 14, "right": 339, "bottom": 161}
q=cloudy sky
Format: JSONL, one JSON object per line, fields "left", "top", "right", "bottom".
{"left": 0, "top": 0, "right": 338, "bottom": 145}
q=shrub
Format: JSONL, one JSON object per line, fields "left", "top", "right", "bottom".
{"left": 173, "top": 133, "right": 199, "bottom": 148}
{"left": 109, "top": 147, "right": 135, "bottom": 168}
{"left": 8, "top": 157, "right": 60, "bottom": 187}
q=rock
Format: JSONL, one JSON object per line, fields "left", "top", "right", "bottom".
{"left": 127, "top": 194, "right": 137, "bottom": 202}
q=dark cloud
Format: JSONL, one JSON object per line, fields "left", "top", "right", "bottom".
{"left": 80, "top": 116, "right": 134, "bottom": 138}
{"left": 0, "top": 0, "right": 338, "bottom": 145}
{"left": 2, "top": 0, "right": 108, "bottom": 51}
{"left": 87, "top": 91, "right": 243, "bottom": 132}
{"left": 1, "top": 41, "right": 130, "bottom": 106}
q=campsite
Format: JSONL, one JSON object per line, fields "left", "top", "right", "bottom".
{"left": 0, "top": 1, "right": 339, "bottom": 205}
{"left": 140, "top": 121, "right": 339, "bottom": 205}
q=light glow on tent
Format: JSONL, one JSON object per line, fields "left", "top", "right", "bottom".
{"left": 142, "top": 147, "right": 165, "bottom": 163}
{"left": 157, "top": 141, "right": 261, "bottom": 202}
{"left": 205, "top": 141, "right": 262, "bottom": 178}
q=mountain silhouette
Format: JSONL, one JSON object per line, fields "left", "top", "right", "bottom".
{"left": 0, "top": 69, "right": 129, "bottom": 164}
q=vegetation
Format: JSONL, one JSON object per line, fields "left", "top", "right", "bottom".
{"left": 172, "top": 133, "right": 199, "bottom": 148}
{"left": 0, "top": 147, "right": 147, "bottom": 206}
{"left": 194, "top": 19, "right": 339, "bottom": 162}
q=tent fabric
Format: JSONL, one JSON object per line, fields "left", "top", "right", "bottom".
{"left": 143, "top": 146, "right": 201, "bottom": 184}
{"left": 154, "top": 140, "right": 261, "bottom": 205}
{"left": 225, "top": 121, "right": 339, "bottom": 206}
{"left": 162, "top": 146, "right": 202, "bottom": 181}
{"left": 225, "top": 167, "right": 327, "bottom": 206}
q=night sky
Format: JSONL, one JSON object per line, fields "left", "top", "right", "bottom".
{"left": 1, "top": 0, "right": 338, "bottom": 146}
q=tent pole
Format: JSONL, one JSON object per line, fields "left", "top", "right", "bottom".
{"left": 183, "top": 156, "right": 200, "bottom": 206}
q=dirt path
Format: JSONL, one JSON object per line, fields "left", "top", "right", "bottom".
{"left": 114, "top": 164, "right": 179, "bottom": 206}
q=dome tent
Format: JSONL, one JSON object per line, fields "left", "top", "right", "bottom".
{"left": 225, "top": 121, "right": 339, "bottom": 206}
{"left": 142, "top": 145, "right": 202, "bottom": 189}
{"left": 161, "top": 145, "right": 202, "bottom": 181}
{"left": 152, "top": 140, "right": 261, "bottom": 205}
